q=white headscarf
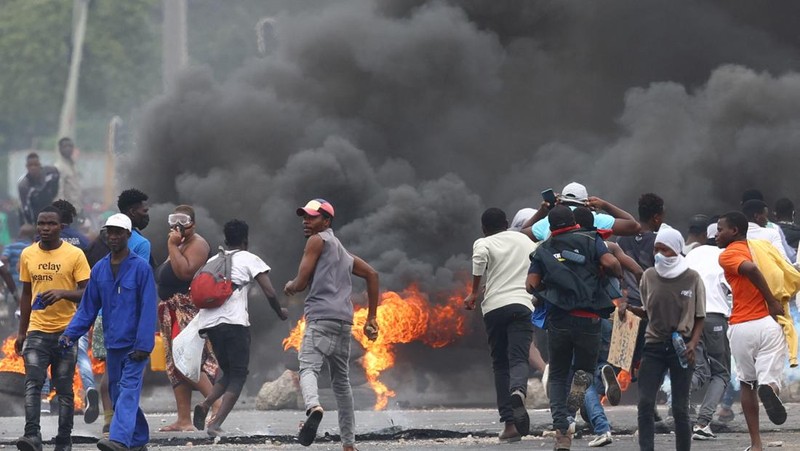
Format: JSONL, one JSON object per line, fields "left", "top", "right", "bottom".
{"left": 509, "top": 208, "right": 537, "bottom": 231}
{"left": 654, "top": 226, "right": 689, "bottom": 278}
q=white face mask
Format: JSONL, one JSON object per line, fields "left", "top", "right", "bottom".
{"left": 654, "top": 251, "right": 688, "bottom": 279}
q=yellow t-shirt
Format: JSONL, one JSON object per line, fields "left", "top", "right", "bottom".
{"left": 19, "top": 241, "right": 91, "bottom": 333}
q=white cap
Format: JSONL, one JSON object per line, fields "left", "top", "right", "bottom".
{"left": 104, "top": 213, "right": 132, "bottom": 232}
{"left": 562, "top": 182, "right": 588, "bottom": 201}
{"left": 707, "top": 223, "right": 718, "bottom": 240}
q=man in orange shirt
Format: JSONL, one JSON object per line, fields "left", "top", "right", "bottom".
{"left": 716, "top": 211, "right": 786, "bottom": 451}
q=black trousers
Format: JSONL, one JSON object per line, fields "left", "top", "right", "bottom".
{"left": 203, "top": 324, "right": 251, "bottom": 395}
{"left": 637, "top": 341, "right": 693, "bottom": 451}
{"left": 546, "top": 314, "right": 601, "bottom": 432}
{"left": 483, "top": 304, "right": 533, "bottom": 423}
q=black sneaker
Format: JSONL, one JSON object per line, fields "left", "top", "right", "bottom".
{"left": 567, "top": 370, "right": 592, "bottom": 413}
{"left": 298, "top": 406, "right": 324, "bottom": 446}
{"left": 85, "top": 387, "right": 100, "bottom": 424}
{"left": 758, "top": 384, "right": 787, "bottom": 425}
{"left": 510, "top": 390, "right": 530, "bottom": 436}
{"left": 15, "top": 435, "right": 42, "bottom": 451}
{"left": 601, "top": 365, "right": 621, "bottom": 406}
{"left": 96, "top": 438, "right": 128, "bottom": 451}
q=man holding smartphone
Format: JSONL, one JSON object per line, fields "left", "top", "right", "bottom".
{"left": 521, "top": 182, "right": 640, "bottom": 242}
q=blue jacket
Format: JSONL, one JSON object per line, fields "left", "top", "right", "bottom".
{"left": 65, "top": 251, "right": 157, "bottom": 352}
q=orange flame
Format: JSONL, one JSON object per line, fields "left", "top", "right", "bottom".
{"left": 284, "top": 283, "right": 469, "bottom": 410}
{"left": 1, "top": 336, "right": 87, "bottom": 410}
{"left": 617, "top": 369, "right": 632, "bottom": 392}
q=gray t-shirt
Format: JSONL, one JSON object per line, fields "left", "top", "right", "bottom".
{"left": 640, "top": 267, "right": 706, "bottom": 344}
{"left": 304, "top": 228, "right": 355, "bottom": 323}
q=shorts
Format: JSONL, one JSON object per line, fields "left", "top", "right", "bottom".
{"left": 728, "top": 316, "right": 786, "bottom": 388}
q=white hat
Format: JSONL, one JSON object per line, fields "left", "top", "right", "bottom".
{"left": 561, "top": 182, "right": 588, "bottom": 201}
{"left": 104, "top": 213, "right": 132, "bottom": 232}
{"left": 655, "top": 226, "right": 685, "bottom": 255}
{"left": 706, "top": 223, "right": 718, "bottom": 240}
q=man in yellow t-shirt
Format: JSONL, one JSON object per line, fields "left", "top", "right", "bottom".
{"left": 15, "top": 206, "right": 90, "bottom": 451}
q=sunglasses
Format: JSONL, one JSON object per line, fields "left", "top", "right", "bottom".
{"left": 167, "top": 213, "right": 192, "bottom": 227}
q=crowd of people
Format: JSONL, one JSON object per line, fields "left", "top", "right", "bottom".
{"left": 470, "top": 181, "right": 800, "bottom": 451}
{"left": 3, "top": 138, "right": 800, "bottom": 451}
{"left": 4, "top": 184, "right": 378, "bottom": 451}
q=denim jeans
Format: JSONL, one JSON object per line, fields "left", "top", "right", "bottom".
{"left": 22, "top": 330, "right": 78, "bottom": 441}
{"left": 547, "top": 314, "right": 601, "bottom": 432}
{"left": 483, "top": 304, "right": 533, "bottom": 423}
{"left": 584, "top": 318, "right": 612, "bottom": 434}
{"left": 637, "top": 341, "right": 692, "bottom": 451}
{"left": 298, "top": 319, "right": 355, "bottom": 446}
{"left": 42, "top": 333, "right": 94, "bottom": 397}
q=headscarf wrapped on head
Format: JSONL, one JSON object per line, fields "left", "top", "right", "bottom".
{"left": 654, "top": 226, "right": 689, "bottom": 279}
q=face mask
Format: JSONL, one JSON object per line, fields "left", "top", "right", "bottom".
{"left": 654, "top": 253, "right": 678, "bottom": 266}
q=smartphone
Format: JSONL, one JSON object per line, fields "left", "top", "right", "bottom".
{"left": 541, "top": 188, "right": 557, "bottom": 208}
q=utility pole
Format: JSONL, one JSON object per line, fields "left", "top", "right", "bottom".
{"left": 162, "top": 0, "right": 188, "bottom": 91}
{"left": 56, "top": 0, "right": 90, "bottom": 163}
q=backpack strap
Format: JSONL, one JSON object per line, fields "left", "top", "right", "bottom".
{"left": 221, "top": 247, "right": 244, "bottom": 289}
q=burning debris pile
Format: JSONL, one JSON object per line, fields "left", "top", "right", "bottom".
{"left": 282, "top": 284, "right": 468, "bottom": 410}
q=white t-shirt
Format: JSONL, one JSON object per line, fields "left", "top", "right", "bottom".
{"left": 685, "top": 245, "right": 731, "bottom": 317}
{"left": 472, "top": 230, "right": 537, "bottom": 315}
{"left": 195, "top": 250, "right": 271, "bottom": 329}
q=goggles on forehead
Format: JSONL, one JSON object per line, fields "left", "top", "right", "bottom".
{"left": 167, "top": 213, "right": 192, "bottom": 227}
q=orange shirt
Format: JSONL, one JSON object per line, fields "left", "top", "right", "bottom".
{"left": 719, "top": 240, "right": 769, "bottom": 324}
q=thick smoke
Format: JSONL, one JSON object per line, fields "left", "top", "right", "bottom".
{"left": 127, "top": 1, "right": 800, "bottom": 400}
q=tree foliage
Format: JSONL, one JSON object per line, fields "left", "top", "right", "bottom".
{"left": 0, "top": 0, "right": 160, "bottom": 151}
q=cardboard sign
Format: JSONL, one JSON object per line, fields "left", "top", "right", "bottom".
{"left": 607, "top": 309, "right": 641, "bottom": 371}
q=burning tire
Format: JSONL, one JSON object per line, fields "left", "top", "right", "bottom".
{"left": 0, "top": 371, "right": 25, "bottom": 416}
{"left": 0, "top": 370, "right": 24, "bottom": 395}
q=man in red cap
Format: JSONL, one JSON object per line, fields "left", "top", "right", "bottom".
{"left": 285, "top": 198, "right": 380, "bottom": 451}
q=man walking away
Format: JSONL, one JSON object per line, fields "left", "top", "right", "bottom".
{"left": 685, "top": 236, "right": 731, "bottom": 440}
{"left": 284, "top": 199, "right": 380, "bottom": 451}
{"left": 464, "top": 208, "right": 537, "bottom": 443}
{"left": 526, "top": 206, "right": 621, "bottom": 451}
{"left": 62, "top": 214, "right": 156, "bottom": 451}
{"left": 192, "top": 219, "right": 289, "bottom": 436}
{"left": 15, "top": 206, "right": 90, "bottom": 451}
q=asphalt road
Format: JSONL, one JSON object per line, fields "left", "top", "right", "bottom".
{"left": 1, "top": 404, "right": 798, "bottom": 450}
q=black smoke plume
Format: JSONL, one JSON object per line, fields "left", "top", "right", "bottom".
{"left": 127, "top": 0, "right": 800, "bottom": 402}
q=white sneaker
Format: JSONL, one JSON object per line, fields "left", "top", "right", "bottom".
{"left": 542, "top": 363, "right": 549, "bottom": 399}
{"left": 588, "top": 431, "right": 613, "bottom": 447}
{"left": 692, "top": 423, "right": 715, "bottom": 440}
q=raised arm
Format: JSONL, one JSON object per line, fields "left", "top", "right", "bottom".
{"left": 167, "top": 233, "right": 210, "bottom": 280}
{"left": 586, "top": 197, "right": 641, "bottom": 236}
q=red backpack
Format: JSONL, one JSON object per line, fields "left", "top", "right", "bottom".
{"left": 190, "top": 248, "right": 241, "bottom": 309}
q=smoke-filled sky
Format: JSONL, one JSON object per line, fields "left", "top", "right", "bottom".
{"left": 127, "top": 0, "right": 800, "bottom": 394}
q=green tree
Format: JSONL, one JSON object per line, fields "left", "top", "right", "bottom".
{"left": 0, "top": 0, "right": 160, "bottom": 151}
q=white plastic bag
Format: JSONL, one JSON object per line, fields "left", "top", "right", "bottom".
{"left": 172, "top": 316, "right": 204, "bottom": 383}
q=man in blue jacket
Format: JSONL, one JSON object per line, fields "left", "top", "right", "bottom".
{"left": 60, "top": 214, "right": 157, "bottom": 451}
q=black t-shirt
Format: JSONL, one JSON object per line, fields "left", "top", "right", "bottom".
{"left": 616, "top": 231, "right": 656, "bottom": 306}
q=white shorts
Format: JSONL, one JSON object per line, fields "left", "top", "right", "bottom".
{"left": 728, "top": 316, "right": 787, "bottom": 388}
